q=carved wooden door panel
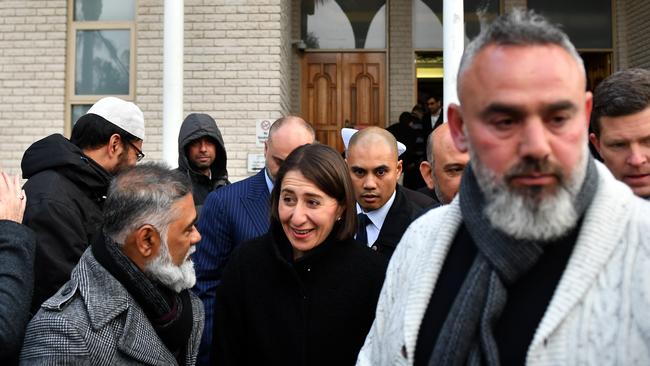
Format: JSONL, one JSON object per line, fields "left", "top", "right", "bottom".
{"left": 301, "top": 53, "right": 342, "bottom": 151}
{"left": 341, "top": 52, "right": 385, "bottom": 131}
{"left": 301, "top": 52, "right": 385, "bottom": 152}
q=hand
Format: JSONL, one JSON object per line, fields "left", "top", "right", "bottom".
{"left": 0, "top": 171, "right": 26, "bottom": 223}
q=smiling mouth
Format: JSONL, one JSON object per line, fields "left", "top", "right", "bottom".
{"left": 292, "top": 228, "right": 313, "bottom": 235}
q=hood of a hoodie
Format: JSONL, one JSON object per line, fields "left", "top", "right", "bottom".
{"left": 21, "top": 134, "right": 112, "bottom": 198}
{"left": 177, "top": 113, "right": 228, "bottom": 181}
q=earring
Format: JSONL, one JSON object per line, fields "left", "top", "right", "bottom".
{"left": 336, "top": 216, "right": 341, "bottom": 221}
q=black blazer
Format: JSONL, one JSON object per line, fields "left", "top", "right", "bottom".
{"left": 371, "top": 185, "right": 427, "bottom": 258}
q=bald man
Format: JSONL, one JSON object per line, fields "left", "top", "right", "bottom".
{"left": 419, "top": 123, "right": 470, "bottom": 204}
{"left": 346, "top": 127, "right": 427, "bottom": 258}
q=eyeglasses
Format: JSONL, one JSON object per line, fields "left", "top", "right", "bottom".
{"left": 127, "top": 141, "right": 145, "bottom": 162}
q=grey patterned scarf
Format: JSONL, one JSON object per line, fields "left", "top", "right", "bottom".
{"left": 428, "top": 158, "right": 598, "bottom": 366}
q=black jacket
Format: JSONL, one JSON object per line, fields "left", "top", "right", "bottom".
{"left": 214, "top": 221, "right": 387, "bottom": 366}
{"left": 372, "top": 185, "right": 427, "bottom": 258}
{"left": 0, "top": 221, "right": 35, "bottom": 365}
{"left": 21, "top": 134, "right": 112, "bottom": 314}
{"left": 176, "top": 113, "right": 229, "bottom": 212}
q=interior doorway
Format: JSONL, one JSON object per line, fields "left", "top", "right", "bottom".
{"left": 415, "top": 52, "right": 444, "bottom": 109}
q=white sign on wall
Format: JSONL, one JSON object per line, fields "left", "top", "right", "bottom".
{"left": 256, "top": 119, "right": 273, "bottom": 147}
{"left": 247, "top": 153, "right": 265, "bottom": 173}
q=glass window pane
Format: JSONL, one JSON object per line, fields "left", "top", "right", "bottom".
{"left": 301, "top": 0, "right": 386, "bottom": 49}
{"left": 72, "top": 104, "right": 92, "bottom": 126}
{"left": 75, "top": 30, "right": 130, "bottom": 95}
{"left": 412, "top": 0, "right": 500, "bottom": 49}
{"left": 528, "top": 0, "right": 612, "bottom": 49}
{"left": 74, "top": 0, "right": 135, "bottom": 21}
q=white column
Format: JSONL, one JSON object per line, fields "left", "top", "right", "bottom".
{"left": 442, "top": 0, "right": 464, "bottom": 122}
{"left": 162, "top": 0, "right": 184, "bottom": 168}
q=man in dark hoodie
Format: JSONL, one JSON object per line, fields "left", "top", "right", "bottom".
{"left": 176, "top": 113, "right": 229, "bottom": 213}
{"left": 21, "top": 96, "right": 145, "bottom": 314}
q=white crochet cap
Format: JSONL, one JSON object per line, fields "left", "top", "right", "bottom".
{"left": 87, "top": 97, "right": 145, "bottom": 140}
{"left": 341, "top": 128, "right": 407, "bottom": 156}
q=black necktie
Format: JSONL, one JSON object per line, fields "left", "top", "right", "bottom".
{"left": 356, "top": 213, "right": 370, "bottom": 245}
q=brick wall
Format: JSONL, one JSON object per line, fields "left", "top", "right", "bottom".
{"left": 138, "top": 0, "right": 292, "bottom": 182}
{"left": 388, "top": 0, "right": 414, "bottom": 125}
{"left": 0, "top": 1, "right": 67, "bottom": 176}
{"left": 618, "top": 0, "right": 650, "bottom": 70}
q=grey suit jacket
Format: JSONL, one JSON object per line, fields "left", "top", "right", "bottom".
{"left": 20, "top": 249, "right": 204, "bottom": 366}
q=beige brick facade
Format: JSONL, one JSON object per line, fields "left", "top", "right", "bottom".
{"left": 140, "top": 0, "right": 292, "bottom": 181}
{"left": 1, "top": 0, "right": 649, "bottom": 181}
{"left": 0, "top": 1, "right": 67, "bottom": 176}
{"left": 388, "top": 0, "right": 414, "bottom": 124}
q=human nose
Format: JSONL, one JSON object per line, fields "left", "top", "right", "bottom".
{"left": 199, "top": 140, "right": 208, "bottom": 152}
{"left": 190, "top": 226, "right": 201, "bottom": 244}
{"left": 519, "top": 119, "right": 551, "bottom": 159}
{"left": 627, "top": 144, "right": 649, "bottom": 167}
{"left": 362, "top": 175, "right": 377, "bottom": 190}
{"left": 290, "top": 202, "right": 308, "bottom": 224}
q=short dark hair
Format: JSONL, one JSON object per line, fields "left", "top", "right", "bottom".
{"left": 71, "top": 113, "right": 141, "bottom": 150}
{"left": 103, "top": 162, "right": 192, "bottom": 244}
{"left": 270, "top": 143, "right": 357, "bottom": 241}
{"left": 590, "top": 68, "right": 650, "bottom": 138}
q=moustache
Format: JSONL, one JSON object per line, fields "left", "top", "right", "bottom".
{"left": 504, "top": 157, "right": 564, "bottom": 184}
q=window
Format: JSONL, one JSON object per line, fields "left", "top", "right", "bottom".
{"left": 66, "top": 0, "right": 136, "bottom": 132}
{"left": 412, "top": 0, "right": 500, "bottom": 50}
{"left": 301, "top": 0, "right": 386, "bottom": 49}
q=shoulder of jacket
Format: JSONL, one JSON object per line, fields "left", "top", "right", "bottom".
{"left": 41, "top": 278, "right": 80, "bottom": 312}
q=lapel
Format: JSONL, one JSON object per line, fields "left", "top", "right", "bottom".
{"left": 375, "top": 186, "right": 417, "bottom": 253}
{"left": 528, "top": 164, "right": 632, "bottom": 354}
{"left": 185, "top": 294, "right": 205, "bottom": 366}
{"left": 402, "top": 202, "right": 463, "bottom": 357}
{"left": 78, "top": 250, "right": 177, "bottom": 365}
{"left": 240, "top": 169, "right": 271, "bottom": 235}
{"left": 117, "top": 306, "right": 178, "bottom": 366}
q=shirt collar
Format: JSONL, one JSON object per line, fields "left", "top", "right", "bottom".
{"left": 264, "top": 168, "right": 274, "bottom": 194}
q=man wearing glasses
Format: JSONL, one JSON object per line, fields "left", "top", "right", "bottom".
{"left": 21, "top": 96, "right": 145, "bottom": 314}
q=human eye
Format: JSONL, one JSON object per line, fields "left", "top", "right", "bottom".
{"left": 307, "top": 199, "right": 320, "bottom": 207}
{"left": 606, "top": 141, "right": 627, "bottom": 150}
{"left": 491, "top": 116, "right": 517, "bottom": 131}
{"left": 351, "top": 167, "right": 365, "bottom": 178}
{"left": 445, "top": 165, "right": 465, "bottom": 177}
{"left": 375, "top": 168, "right": 387, "bottom": 177}
{"left": 281, "top": 194, "right": 296, "bottom": 205}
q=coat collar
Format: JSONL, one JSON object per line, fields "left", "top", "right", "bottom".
{"left": 527, "top": 162, "right": 634, "bottom": 356}
{"left": 72, "top": 249, "right": 203, "bottom": 365}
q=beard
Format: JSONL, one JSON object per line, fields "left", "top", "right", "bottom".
{"left": 110, "top": 150, "right": 132, "bottom": 175}
{"left": 144, "top": 234, "right": 196, "bottom": 293}
{"left": 470, "top": 144, "right": 588, "bottom": 241}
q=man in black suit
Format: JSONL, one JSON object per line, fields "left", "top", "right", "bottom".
{"left": 346, "top": 127, "right": 428, "bottom": 258}
{"left": 423, "top": 95, "right": 444, "bottom": 136}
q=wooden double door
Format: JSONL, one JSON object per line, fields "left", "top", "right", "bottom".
{"left": 301, "top": 52, "right": 386, "bottom": 152}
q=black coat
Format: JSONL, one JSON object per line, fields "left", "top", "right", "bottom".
{"left": 176, "top": 113, "right": 229, "bottom": 213}
{"left": 21, "top": 134, "right": 112, "bottom": 314}
{"left": 214, "top": 221, "right": 387, "bottom": 366}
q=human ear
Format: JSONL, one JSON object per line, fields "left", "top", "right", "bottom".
{"left": 447, "top": 104, "right": 468, "bottom": 152}
{"left": 134, "top": 224, "right": 160, "bottom": 259}
{"left": 419, "top": 161, "right": 435, "bottom": 190}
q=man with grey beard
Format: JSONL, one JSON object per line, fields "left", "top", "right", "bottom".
{"left": 358, "top": 9, "right": 650, "bottom": 366}
{"left": 21, "top": 163, "right": 204, "bottom": 365}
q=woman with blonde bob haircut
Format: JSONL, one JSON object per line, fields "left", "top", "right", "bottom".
{"left": 214, "top": 143, "right": 387, "bottom": 366}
